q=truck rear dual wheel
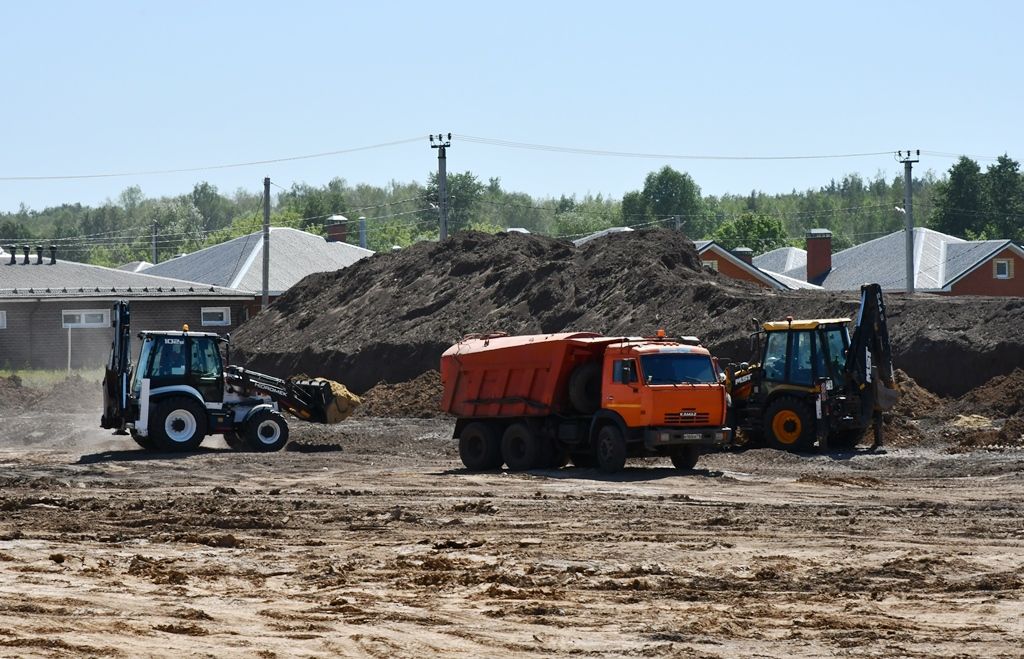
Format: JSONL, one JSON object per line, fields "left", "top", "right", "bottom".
{"left": 150, "top": 397, "right": 207, "bottom": 452}
{"left": 244, "top": 409, "right": 289, "bottom": 452}
{"left": 502, "top": 422, "right": 543, "bottom": 471}
{"left": 764, "top": 397, "right": 815, "bottom": 452}
{"left": 459, "top": 422, "right": 503, "bottom": 471}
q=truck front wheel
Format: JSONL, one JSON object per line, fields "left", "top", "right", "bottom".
{"left": 670, "top": 445, "right": 700, "bottom": 471}
{"left": 459, "top": 422, "right": 503, "bottom": 471}
{"left": 595, "top": 425, "right": 627, "bottom": 474}
{"left": 502, "top": 423, "right": 542, "bottom": 471}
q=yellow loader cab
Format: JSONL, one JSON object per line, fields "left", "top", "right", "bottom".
{"left": 727, "top": 284, "right": 898, "bottom": 452}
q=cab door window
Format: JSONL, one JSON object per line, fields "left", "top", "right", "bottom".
{"left": 612, "top": 359, "right": 638, "bottom": 384}
{"left": 762, "top": 332, "right": 787, "bottom": 381}
{"left": 146, "top": 337, "right": 187, "bottom": 378}
{"left": 787, "top": 331, "right": 814, "bottom": 386}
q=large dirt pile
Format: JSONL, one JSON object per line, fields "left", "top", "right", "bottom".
{"left": 352, "top": 371, "right": 444, "bottom": 419}
{"left": 232, "top": 230, "right": 1024, "bottom": 398}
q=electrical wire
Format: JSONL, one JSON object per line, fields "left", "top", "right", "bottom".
{"left": 0, "top": 137, "right": 425, "bottom": 181}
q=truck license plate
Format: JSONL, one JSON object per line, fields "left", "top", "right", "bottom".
{"left": 683, "top": 433, "right": 701, "bottom": 440}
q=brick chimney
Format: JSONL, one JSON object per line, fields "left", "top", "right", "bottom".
{"left": 325, "top": 214, "right": 348, "bottom": 243}
{"left": 732, "top": 247, "right": 753, "bottom": 266}
{"left": 805, "top": 228, "right": 832, "bottom": 283}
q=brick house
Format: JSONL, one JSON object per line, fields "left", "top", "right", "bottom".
{"left": 694, "top": 241, "right": 821, "bottom": 291}
{"left": 0, "top": 246, "right": 253, "bottom": 370}
{"left": 755, "top": 228, "right": 1024, "bottom": 296}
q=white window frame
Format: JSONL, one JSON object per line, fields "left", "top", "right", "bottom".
{"left": 704, "top": 259, "right": 719, "bottom": 271}
{"left": 62, "top": 309, "right": 109, "bottom": 329}
{"left": 201, "top": 306, "right": 231, "bottom": 327}
{"left": 0, "top": 310, "right": 6, "bottom": 330}
{"left": 994, "top": 259, "right": 1010, "bottom": 279}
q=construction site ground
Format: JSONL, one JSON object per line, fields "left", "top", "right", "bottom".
{"left": 1, "top": 402, "right": 1022, "bottom": 657}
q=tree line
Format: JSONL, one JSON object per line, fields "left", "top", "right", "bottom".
{"left": 0, "top": 154, "right": 1020, "bottom": 267}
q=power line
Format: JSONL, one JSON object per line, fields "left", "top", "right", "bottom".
{"left": 457, "top": 134, "right": 894, "bottom": 161}
{"left": 0, "top": 137, "right": 425, "bottom": 182}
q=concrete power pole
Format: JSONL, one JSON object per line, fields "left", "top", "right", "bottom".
{"left": 151, "top": 220, "right": 158, "bottom": 264}
{"left": 430, "top": 133, "right": 452, "bottom": 241}
{"left": 359, "top": 216, "right": 367, "bottom": 249}
{"left": 262, "top": 177, "right": 271, "bottom": 310}
{"left": 898, "top": 150, "right": 920, "bottom": 294}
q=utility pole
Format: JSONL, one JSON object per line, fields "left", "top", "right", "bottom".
{"left": 673, "top": 215, "right": 681, "bottom": 232}
{"left": 151, "top": 220, "right": 158, "bottom": 264}
{"left": 898, "top": 150, "right": 920, "bottom": 294}
{"left": 430, "top": 133, "right": 452, "bottom": 241}
{"left": 262, "top": 176, "right": 271, "bottom": 310}
{"left": 359, "top": 216, "right": 367, "bottom": 249}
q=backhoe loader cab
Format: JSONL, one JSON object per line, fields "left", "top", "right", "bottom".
{"left": 728, "top": 284, "right": 897, "bottom": 452}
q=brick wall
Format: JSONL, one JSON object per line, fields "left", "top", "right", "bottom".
{"left": 702, "top": 250, "right": 772, "bottom": 288}
{"left": 0, "top": 298, "right": 249, "bottom": 370}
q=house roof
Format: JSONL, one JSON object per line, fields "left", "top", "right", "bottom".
{"left": 117, "top": 260, "right": 153, "bottom": 273}
{"left": 818, "top": 227, "right": 1016, "bottom": 291}
{"left": 572, "top": 227, "right": 634, "bottom": 247}
{"left": 0, "top": 252, "right": 251, "bottom": 300}
{"left": 142, "top": 227, "right": 374, "bottom": 295}
{"left": 753, "top": 246, "right": 807, "bottom": 277}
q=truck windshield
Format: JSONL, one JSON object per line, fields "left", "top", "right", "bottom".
{"left": 640, "top": 354, "right": 717, "bottom": 385}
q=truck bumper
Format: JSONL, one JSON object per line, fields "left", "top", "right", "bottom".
{"left": 643, "top": 426, "right": 730, "bottom": 450}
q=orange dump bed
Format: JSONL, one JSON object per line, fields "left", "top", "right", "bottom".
{"left": 440, "top": 332, "right": 617, "bottom": 418}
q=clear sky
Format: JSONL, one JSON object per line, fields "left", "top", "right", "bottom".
{"left": 0, "top": 1, "right": 1020, "bottom": 212}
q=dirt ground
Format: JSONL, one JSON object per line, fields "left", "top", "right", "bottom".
{"left": 1, "top": 393, "right": 1022, "bottom": 657}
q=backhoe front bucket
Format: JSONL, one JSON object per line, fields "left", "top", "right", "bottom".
{"left": 283, "top": 378, "right": 361, "bottom": 424}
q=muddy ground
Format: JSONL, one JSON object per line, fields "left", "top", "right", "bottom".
{"left": 1, "top": 379, "right": 1022, "bottom": 657}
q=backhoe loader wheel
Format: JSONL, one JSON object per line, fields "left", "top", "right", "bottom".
{"left": 223, "top": 430, "right": 245, "bottom": 450}
{"left": 244, "top": 409, "right": 289, "bottom": 452}
{"left": 595, "top": 424, "right": 627, "bottom": 474}
{"left": 151, "top": 397, "right": 208, "bottom": 452}
{"left": 129, "top": 429, "right": 157, "bottom": 451}
{"left": 670, "top": 445, "right": 700, "bottom": 471}
{"left": 764, "top": 397, "right": 815, "bottom": 452}
{"left": 502, "top": 422, "right": 543, "bottom": 471}
{"left": 458, "top": 422, "right": 502, "bottom": 471}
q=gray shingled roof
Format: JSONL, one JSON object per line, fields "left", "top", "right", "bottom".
{"left": 753, "top": 246, "right": 806, "bottom": 278}
{"left": 572, "top": 227, "right": 634, "bottom": 247}
{"left": 760, "top": 269, "right": 823, "bottom": 290}
{"left": 142, "top": 227, "right": 374, "bottom": 294}
{"left": 117, "top": 260, "right": 153, "bottom": 273}
{"left": 0, "top": 252, "right": 250, "bottom": 300}
{"left": 815, "top": 228, "right": 1012, "bottom": 291}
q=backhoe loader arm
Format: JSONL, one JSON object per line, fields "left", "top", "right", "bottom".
{"left": 845, "top": 283, "right": 894, "bottom": 390}
{"left": 101, "top": 300, "right": 132, "bottom": 430}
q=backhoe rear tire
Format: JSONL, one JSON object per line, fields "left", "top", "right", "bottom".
{"left": 244, "top": 409, "right": 289, "bottom": 452}
{"left": 151, "top": 396, "right": 208, "bottom": 452}
{"left": 764, "top": 397, "right": 815, "bottom": 452}
{"left": 568, "top": 363, "right": 602, "bottom": 415}
{"left": 458, "top": 422, "right": 503, "bottom": 471}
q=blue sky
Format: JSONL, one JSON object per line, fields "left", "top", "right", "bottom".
{"left": 0, "top": 1, "right": 1020, "bottom": 212}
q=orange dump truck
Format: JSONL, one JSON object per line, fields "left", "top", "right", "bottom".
{"left": 440, "top": 332, "right": 730, "bottom": 474}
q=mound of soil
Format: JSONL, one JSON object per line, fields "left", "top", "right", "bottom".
{"left": 352, "top": 371, "right": 444, "bottom": 419}
{"left": 947, "top": 368, "right": 1024, "bottom": 418}
{"left": 0, "top": 375, "right": 100, "bottom": 414}
{"left": 891, "top": 369, "right": 944, "bottom": 420}
{"left": 232, "top": 230, "right": 1024, "bottom": 400}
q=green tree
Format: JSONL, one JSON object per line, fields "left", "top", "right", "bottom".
{"left": 931, "top": 157, "right": 984, "bottom": 237}
{"left": 425, "top": 171, "right": 484, "bottom": 234}
{"left": 623, "top": 166, "right": 707, "bottom": 236}
{"left": 983, "top": 154, "right": 1024, "bottom": 241}
{"left": 712, "top": 213, "right": 790, "bottom": 254}
{"left": 191, "top": 182, "right": 233, "bottom": 233}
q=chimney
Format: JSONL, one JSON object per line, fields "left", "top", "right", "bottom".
{"left": 21, "top": 246, "right": 29, "bottom": 265}
{"left": 325, "top": 214, "right": 348, "bottom": 243}
{"left": 732, "top": 247, "right": 754, "bottom": 266}
{"left": 49, "top": 245, "right": 57, "bottom": 265}
{"left": 35, "top": 246, "right": 43, "bottom": 264}
{"left": 805, "top": 228, "right": 833, "bottom": 283}
{"left": 7, "top": 247, "right": 14, "bottom": 265}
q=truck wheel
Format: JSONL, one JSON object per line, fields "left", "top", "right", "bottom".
{"left": 458, "top": 422, "right": 502, "bottom": 471}
{"left": 595, "top": 424, "right": 627, "bottom": 474}
{"left": 151, "top": 397, "right": 208, "bottom": 452}
{"left": 129, "top": 429, "right": 157, "bottom": 451}
{"left": 502, "top": 423, "right": 542, "bottom": 471}
{"left": 568, "top": 363, "right": 601, "bottom": 414}
{"left": 244, "top": 409, "right": 290, "bottom": 452}
{"left": 223, "top": 430, "right": 245, "bottom": 450}
{"left": 764, "top": 397, "right": 815, "bottom": 452}
{"left": 670, "top": 445, "right": 700, "bottom": 471}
